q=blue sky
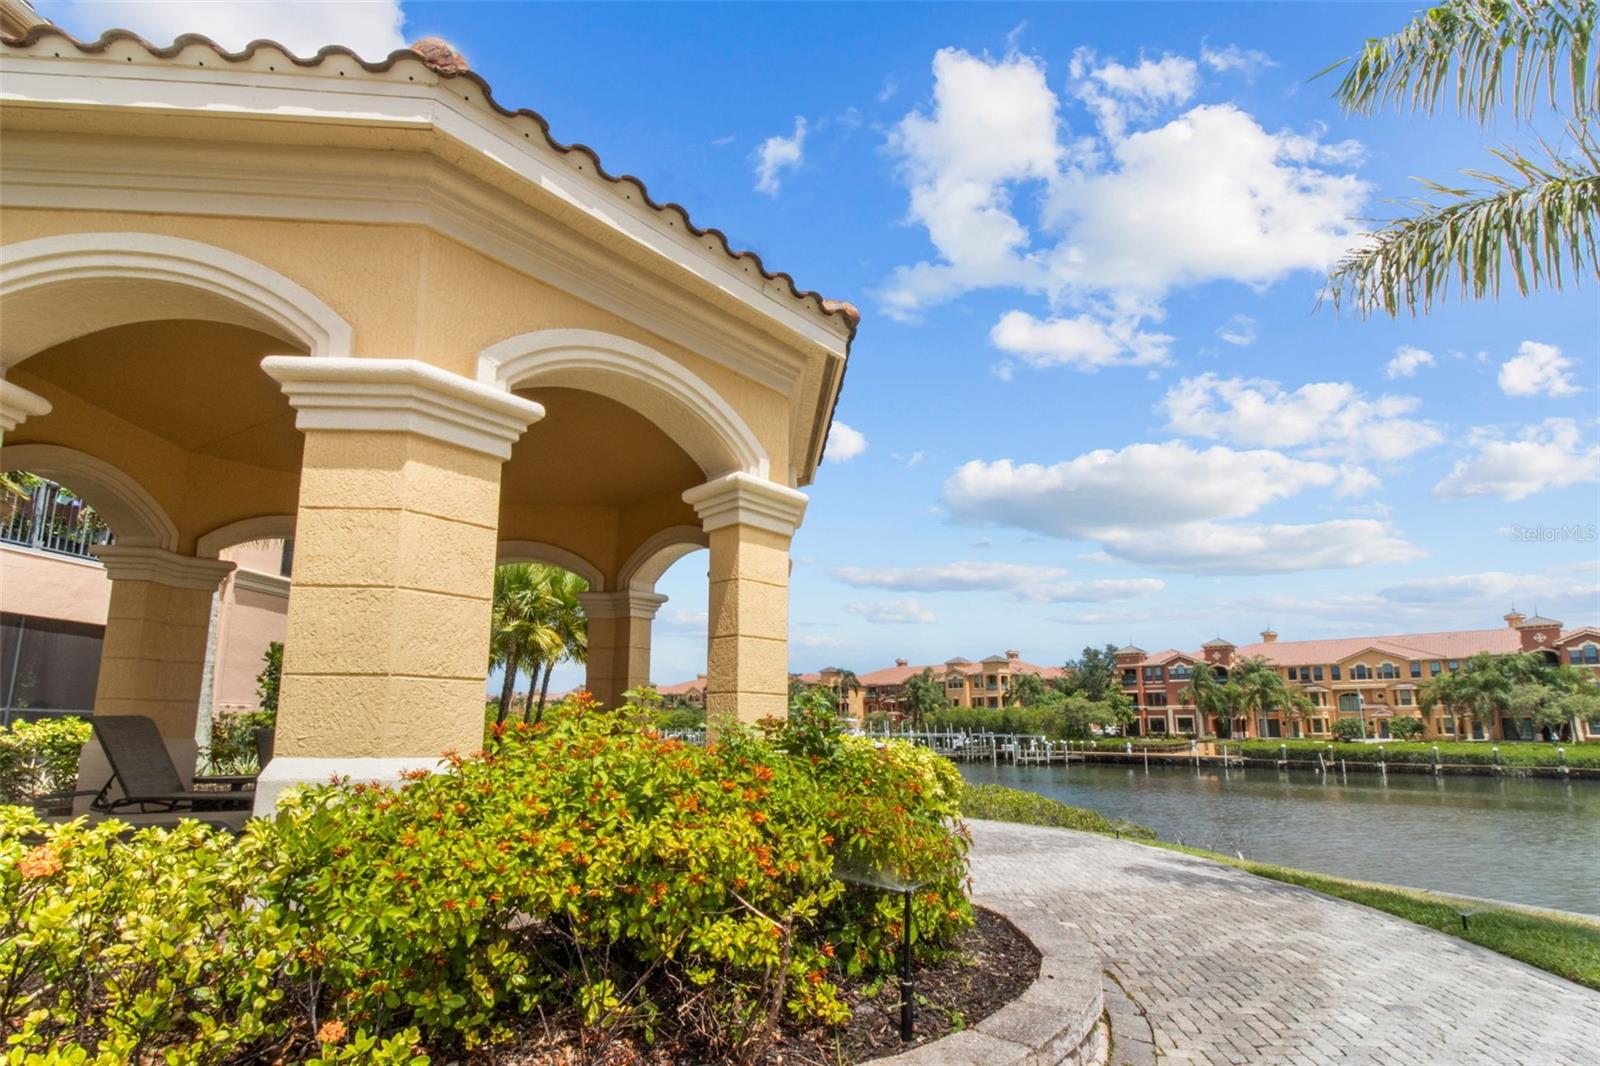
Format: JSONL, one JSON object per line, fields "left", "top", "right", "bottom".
{"left": 43, "top": 2, "right": 1600, "bottom": 693}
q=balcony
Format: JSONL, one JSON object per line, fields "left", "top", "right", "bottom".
{"left": 1, "top": 476, "right": 114, "bottom": 559}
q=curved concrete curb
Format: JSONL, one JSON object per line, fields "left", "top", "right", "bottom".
{"left": 869, "top": 902, "right": 1107, "bottom": 1065}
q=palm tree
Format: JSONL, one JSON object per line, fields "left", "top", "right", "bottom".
{"left": 531, "top": 567, "right": 588, "bottom": 722}
{"left": 1181, "top": 662, "right": 1230, "bottom": 738}
{"left": 489, "top": 564, "right": 562, "bottom": 726}
{"left": 1231, "top": 656, "right": 1290, "bottom": 738}
{"left": 901, "top": 668, "right": 949, "bottom": 731}
{"left": 1325, "top": 0, "right": 1598, "bottom": 316}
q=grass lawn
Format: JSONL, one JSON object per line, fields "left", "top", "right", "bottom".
{"left": 963, "top": 783, "right": 1600, "bottom": 991}
{"left": 1234, "top": 739, "right": 1600, "bottom": 768}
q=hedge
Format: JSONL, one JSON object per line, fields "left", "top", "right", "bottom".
{"left": 960, "top": 783, "right": 1156, "bottom": 839}
{"left": 1234, "top": 739, "right": 1600, "bottom": 768}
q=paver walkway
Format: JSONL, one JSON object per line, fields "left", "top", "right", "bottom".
{"left": 969, "top": 820, "right": 1600, "bottom": 1066}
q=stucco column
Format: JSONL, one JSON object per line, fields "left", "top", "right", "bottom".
{"left": 254, "top": 357, "right": 543, "bottom": 815}
{"left": 682, "top": 473, "right": 807, "bottom": 724}
{"left": 74, "top": 546, "right": 237, "bottom": 807}
{"left": 0, "top": 377, "right": 52, "bottom": 446}
{"left": 578, "top": 589, "right": 667, "bottom": 709}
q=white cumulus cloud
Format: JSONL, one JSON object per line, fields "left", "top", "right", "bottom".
{"left": 1434, "top": 418, "right": 1600, "bottom": 501}
{"left": 1498, "top": 340, "right": 1580, "bottom": 398}
{"left": 825, "top": 420, "right": 867, "bottom": 462}
{"left": 990, "top": 309, "right": 1172, "bottom": 370}
{"left": 754, "top": 116, "right": 807, "bottom": 196}
{"left": 845, "top": 599, "right": 937, "bottom": 625}
{"left": 1384, "top": 345, "right": 1436, "bottom": 379}
{"left": 1014, "top": 578, "right": 1167, "bottom": 603}
{"left": 941, "top": 441, "right": 1420, "bottom": 574}
{"left": 1160, "top": 373, "right": 1443, "bottom": 462}
{"left": 40, "top": 0, "right": 407, "bottom": 58}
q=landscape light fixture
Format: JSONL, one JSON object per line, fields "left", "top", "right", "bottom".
{"left": 834, "top": 860, "right": 923, "bottom": 1042}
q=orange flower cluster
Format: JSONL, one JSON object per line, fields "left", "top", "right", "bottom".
{"left": 18, "top": 845, "right": 62, "bottom": 880}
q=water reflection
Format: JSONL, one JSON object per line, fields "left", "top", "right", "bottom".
{"left": 961, "top": 761, "right": 1600, "bottom": 915}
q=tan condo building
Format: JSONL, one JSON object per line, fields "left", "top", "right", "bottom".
{"left": 1117, "top": 613, "right": 1600, "bottom": 742}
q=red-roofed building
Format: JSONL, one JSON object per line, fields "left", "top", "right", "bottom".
{"left": 1118, "top": 612, "right": 1600, "bottom": 742}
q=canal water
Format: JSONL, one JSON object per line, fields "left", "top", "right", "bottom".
{"left": 960, "top": 761, "right": 1600, "bottom": 915}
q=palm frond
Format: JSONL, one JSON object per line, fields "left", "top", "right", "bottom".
{"left": 1332, "top": 0, "right": 1598, "bottom": 123}
{"left": 1326, "top": 133, "right": 1600, "bottom": 316}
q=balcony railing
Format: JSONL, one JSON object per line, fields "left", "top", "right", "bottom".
{"left": 1, "top": 476, "right": 114, "bottom": 559}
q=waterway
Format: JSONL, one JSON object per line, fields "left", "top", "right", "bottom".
{"left": 960, "top": 761, "right": 1600, "bottom": 916}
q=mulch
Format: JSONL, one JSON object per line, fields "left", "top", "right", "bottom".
{"left": 473, "top": 906, "right": 1040, "bottom": 1065}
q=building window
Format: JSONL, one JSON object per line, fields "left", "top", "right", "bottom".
{"left": 1378, "top": 662, "right": 1399, "bottom": 680}
{"left": 1310, "top": 717, "right": 1327, "bottom": 734}
{"left": 1430, "top": 661, "right": 1442, "bottom": 676}
{"left": 1338, "top": 693, "right": 1361, "bottom": 713}
{"left": 1440, "top": 717, "right": 1455, "bottom": 734}
{"left": 1169, "top": 665, "right": 1191, "bottom": 680}
{"left": 1398, "top": 690, "right": 1414, "bottom": 706}
{"left": 1330, "top": 665, "right": 1342, "bottom": 681}
{"left": 1448, "top": 660, "right": 1460, "bottom": 672}
{"left": 1574, "top": 644, "right": 1599, "bottom": 665}
{"left": 1146, "top": 692, "right": 1168, "bottom": 708}
{"left": 1352, "top": 664, "right": 1371, "bottom": 680}
{"left": 1313, "top": 666, "right": 1324, "bottom": 681}
{"left": 1175, "top": 716, "right": 1195, "bottom": 734}
{"left": 1410, "top": 661, "right": 1422, "bottom": 678}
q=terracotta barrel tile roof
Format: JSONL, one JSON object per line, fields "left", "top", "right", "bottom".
{"left": 0, "top": 25, "right": 860, "bottom": 344}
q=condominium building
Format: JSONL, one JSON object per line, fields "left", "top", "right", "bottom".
{"left": 1117, "top": 612, "right": 1600, "bottom": 742}
{"left": 857, "top": 651, "right": 1062, "bottom": 715}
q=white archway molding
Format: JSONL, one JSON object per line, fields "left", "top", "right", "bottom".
{"left": 0, "top": 232, "right": 354, "bottom": 366}
{"left": 496, "top": 540, "right": 607, "bottom": 592}
{"left": 475, "top": 329, "right": 769, "bottom": 478}
{"left": 196, "top": 515, "right": 297, "bottom": 559}
{"left": 618, "top": 524, "right": 709, "bottom": 594}
{"left": 0, "top": 443, "right": 178, "bottom": 550}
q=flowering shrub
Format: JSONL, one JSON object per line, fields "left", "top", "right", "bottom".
{"left": 0, "top": 715, "right": 91, "bottom": 805}
{"left": 0, "top": 695, "right": 971, "bottom": 1062}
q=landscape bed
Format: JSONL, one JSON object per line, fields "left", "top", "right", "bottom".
{"left": 0, "top": 699, "right": 995, "bottom": 1064}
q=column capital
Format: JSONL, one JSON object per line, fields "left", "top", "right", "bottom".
{"left": 0, "top": 378, "right": 52, "bottom": 434}
{"left": 682, "top": 472, "right": 807, "bottom": 536}
{"left": 261, "top": 356, "right": 545, "bottom": 460}
{"left": 91, "top": 545, "right": 237, "bottom": 591}
{"left": 578, "top": 589, "right": 668, "bottom": 621}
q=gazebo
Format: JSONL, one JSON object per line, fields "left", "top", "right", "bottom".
{"left": 0, "top": 21, "right": 854, "bottom": 812}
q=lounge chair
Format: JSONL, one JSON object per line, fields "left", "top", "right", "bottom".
{"left": 91, "top": 715, "right": 254, "bottom": 814}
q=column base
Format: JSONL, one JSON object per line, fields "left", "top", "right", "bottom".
{"left": 252, "top": 755, "right": 444, "bottom": 817}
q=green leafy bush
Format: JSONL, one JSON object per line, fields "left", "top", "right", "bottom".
{"left": 1, "top": 695, "right": 971, "bottom": 1062}
{"left": 960, "top": 783, "right": 1156, "bottom": 839}
{"left": 0, "top": 716, "right": 91, "bottom": 805}
{"left": 1388, "top": 715, "right": 1426, "bottom": 741}
{"left": 1333, "top": 718, "right": 1367, "bottom": 740}
{"left": 201, "top": 710, "right": 275, "bottom": 775}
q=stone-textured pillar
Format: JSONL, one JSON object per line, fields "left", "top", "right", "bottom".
{"left": 0, "top": 377, "right": 52, "bottom": 446}
{"left": 254, "top": 357, "right": 543, "bottom": 814}
{"left": 75, "top": 546, "right": 237, "bottom": 806}
{"left": 682, "top": 473, "right": 806, "bottom": 724}
{"left": 578, "top": 589, "right": 667, "bottom": 709}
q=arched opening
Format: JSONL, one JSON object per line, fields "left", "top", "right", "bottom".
{"left": 1, "top": 232, "right": 352, "bottom": 366}
{"left": 477, "top": 329, "right": 767, "bottom": 479}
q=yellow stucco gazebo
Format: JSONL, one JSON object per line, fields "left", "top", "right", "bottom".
{"left": 0, "top": 21, "right": 855, "bottom": 812}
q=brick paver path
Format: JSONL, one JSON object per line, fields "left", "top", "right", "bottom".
{"left": 968, "top": 820, "right": 1600, "bottom": 1066}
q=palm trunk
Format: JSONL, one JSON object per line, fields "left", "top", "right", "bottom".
{"left": 535, "top": 660, "right": 555, "bottom": 723}
{"left": 496, "top": 640, "right": 521, "bottom": 725}
{"left": 522, "top": 660, "right": 542, "bottom": 724}
{"left": 522, "top": 673, "right": 537, "bottom": 720}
